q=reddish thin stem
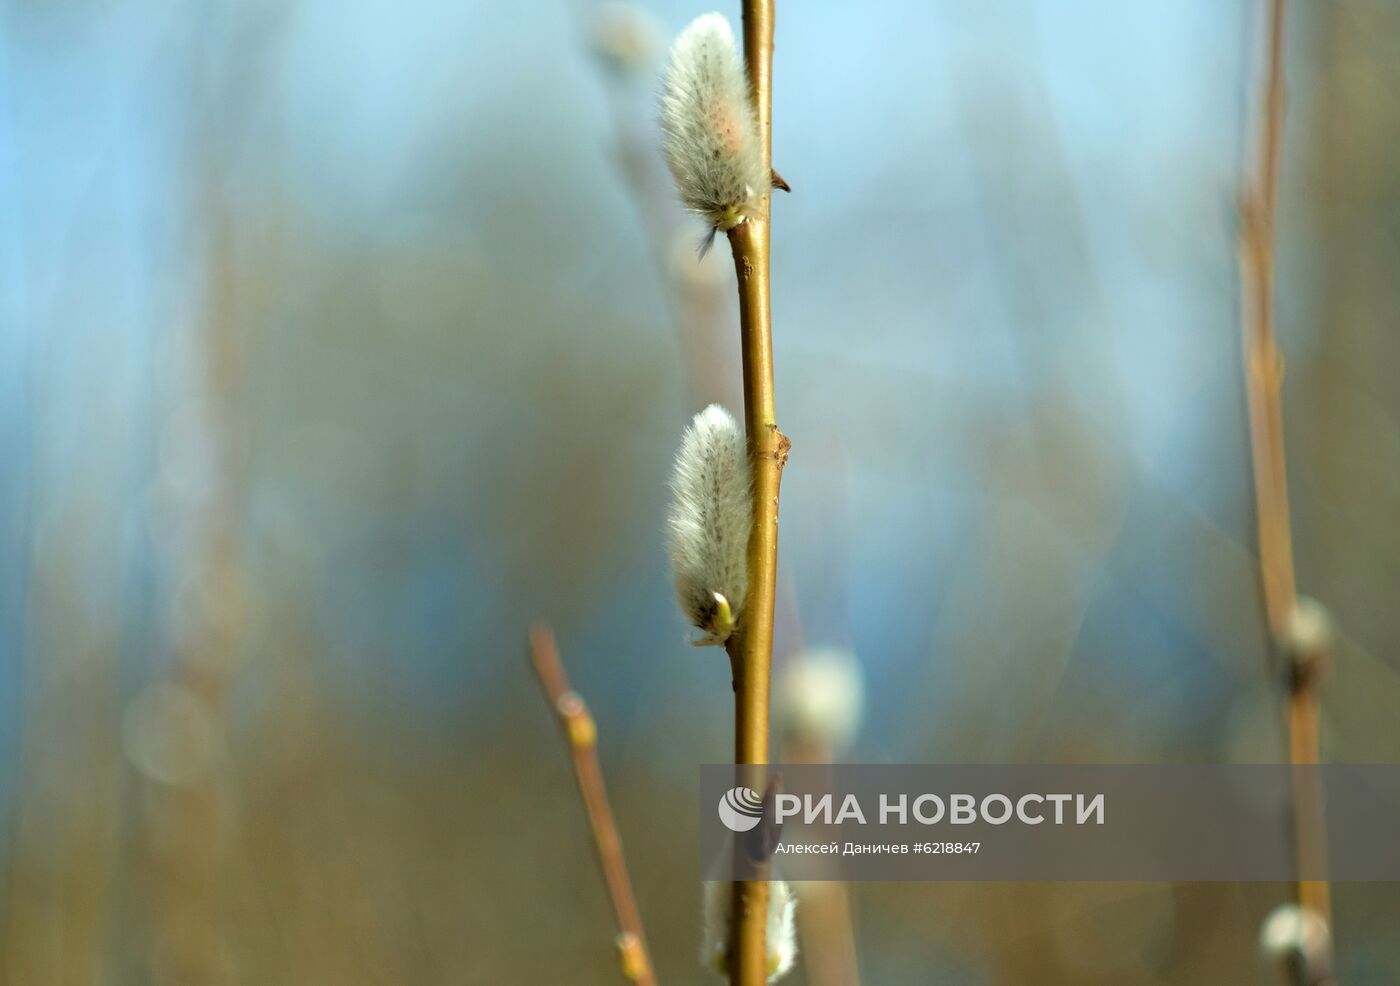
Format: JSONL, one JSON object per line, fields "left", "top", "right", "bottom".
{"left": 529, "top": 626, "right": 657, "bottom": 986}
{"left": 1238, "top": 0, "right": 1334, "bottom": 955}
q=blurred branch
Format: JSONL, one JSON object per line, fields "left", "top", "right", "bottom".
{"left": 1240, "top": 0, "right": 1296, "bottom": 641}
{"left": 146, "top": 9, "right": 295, "bottom": 980}
{"left": 528, "top": 626, "right": 657, "bottom": 986}
{"left": 794, "top": 882, "right": 860, "bottom": 986}
{"left": 1238, "top": 0, "right": 1334, "bottom": 976}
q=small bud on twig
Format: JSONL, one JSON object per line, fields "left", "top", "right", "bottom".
{"left": 702, "top": 879, "right": 797, "bottom": 982}
{"left": 615, "top": 931, "right": 650, "bottom": 982}
{"left": 668, "top": 405, "right": 752, "bottom": 646}
{"left": 660, "top": 13, "right": 767, "bottom": 238}
{"left": 1260, "top": 904, "right": 1332, "bottom": 985}
{"left": 555, "top": 691, "right": 598, "bottom": 749}
{"left": 1284, "top": 596, "right": 1333, "bottom": 691}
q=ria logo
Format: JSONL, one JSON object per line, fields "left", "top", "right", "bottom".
{"left": 717, "top": 786, "right": 765, "bottom": 832}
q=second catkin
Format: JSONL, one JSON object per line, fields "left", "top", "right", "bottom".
{"left": 667, "top": 404, "right": 752, "bottom": 646}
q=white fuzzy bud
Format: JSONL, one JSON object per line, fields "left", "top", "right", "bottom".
{"left": 778, "top": 648, "right": 865, "bottom": 753}
{"left": 1285, "top": 596, "right": 1333, "bottom": 688}
{"left": 668, "top": 405, "right": 751, "bottom": 645}
{"left": 1259, "top": 904, "right": 1331, "bottom": 984}
{"left": 701, "top": 880, "right": 797, "bottom": 982}
{"left": 660, "top": 13, "right": 767, "bottom": 234}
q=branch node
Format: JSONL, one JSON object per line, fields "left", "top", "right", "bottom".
{"left": 770, "top": 426, "right": 791, "bottom": 469}
{"left": 557, "top": 691, "right": 598, "bottom": 749}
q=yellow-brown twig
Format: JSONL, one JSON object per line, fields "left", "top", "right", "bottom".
{"left": 528, "top": 626, "right": 657, "bottom": 986}
{"left": 1238, "top": 0, "right": 1334, "bottom": 951}
{"left": 721, "top": 1, "right": 786, "bottom": 983}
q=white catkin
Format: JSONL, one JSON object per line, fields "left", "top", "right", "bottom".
{"left": 668, "top": 404, "right": 751, "bottom": 645}
{"left": 660, "top": 13, "right": 767, "bottom": 234}
{"left": 1286, "top": 596, "right": 1333, "bottom": 659}
{"left": 1259, "top": 904, "right": 1331, "bottom": 980}
{"left": 701, "top": 880, "right": 797, "bottom": 982}
{"left": 777, "top": 648, "right": 865, "bottom": 753}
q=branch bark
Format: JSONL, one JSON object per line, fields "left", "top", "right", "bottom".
{"left": 723, "top": 0, "right": 786, "bottom": 982}
{"left": 1238, "top": 0, "right": 1334, "bottom": 964}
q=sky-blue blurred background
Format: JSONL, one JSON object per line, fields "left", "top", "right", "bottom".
{"left": 2, "top": 0, "right": 1399, "bottom": 982}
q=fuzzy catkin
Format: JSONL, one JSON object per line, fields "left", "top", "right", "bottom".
{"left": 701, "top": 880, "right": 797, "bottom": 982}
{"left": 667, "top": 404, "right": 751, "bottom": 645}
{"left": 660, "top": 13, "right": 767, "bottom": 234}
{"left": 1259, "top": 904, "right": 1331, "bottom": 982}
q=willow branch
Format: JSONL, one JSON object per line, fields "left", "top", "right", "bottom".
{"left": 1238, "top": 0, "right": 1334, "bottom": 952}
{"left": 1241, "top": 0, "right": 1295, "bottom": 641}
{"left": 721, "top": 0, "right": 786, "bottom": 982}
{"left": 529, "top": 626, "right": 657, "bottom": 986}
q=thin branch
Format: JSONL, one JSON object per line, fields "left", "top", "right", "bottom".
{"left": 1238, "top": 0, "right": 1334, "bottom": 966}
{"left": 1241, "top": 0, "right": 1296, "bottom": 642}
{"left": 721, "top": 1, "right": 787, "bottom": 983}
{"left": 529, "top": 626, "right": 658, "bottom": 986}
